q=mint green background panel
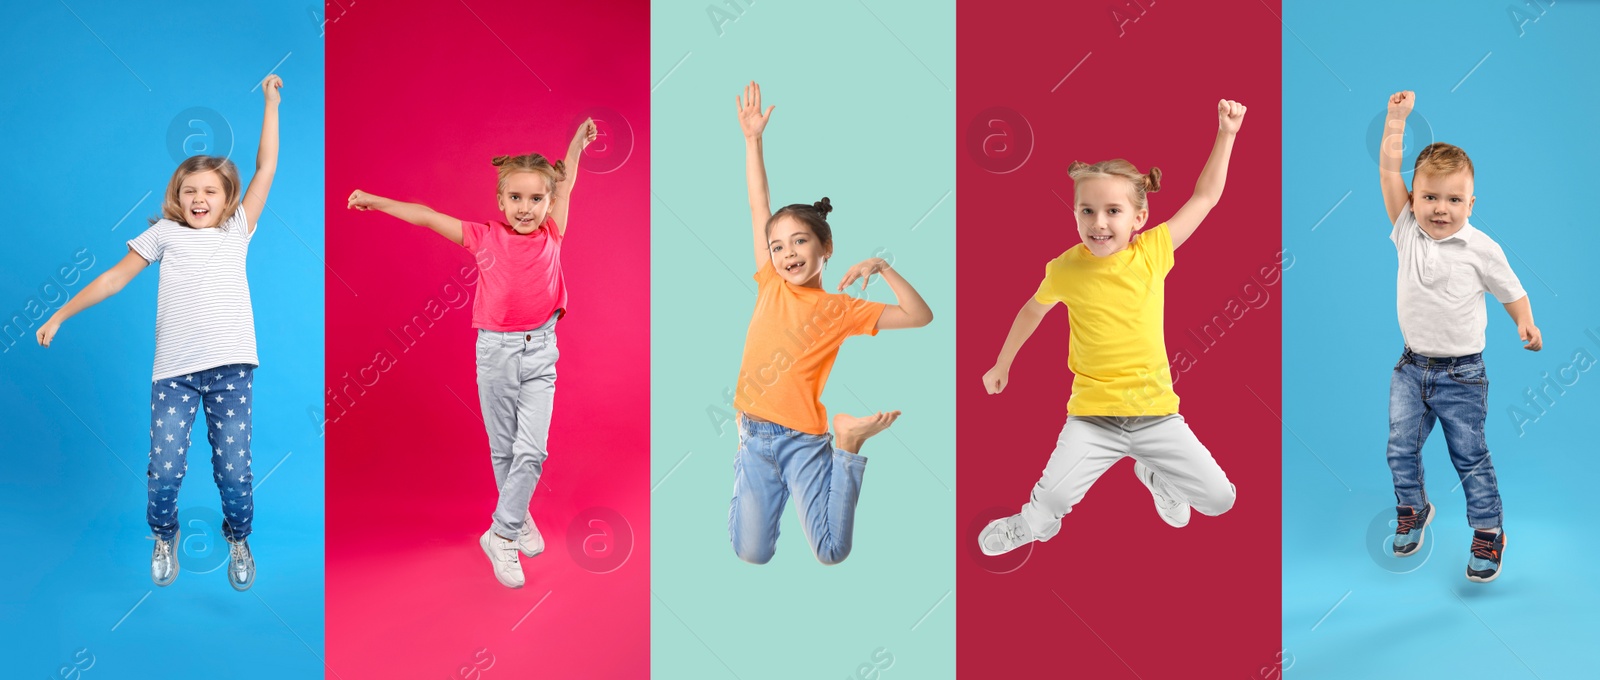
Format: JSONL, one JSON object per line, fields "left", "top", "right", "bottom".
{"left": 650, "top": 0, "right": 956, "bottom": 677}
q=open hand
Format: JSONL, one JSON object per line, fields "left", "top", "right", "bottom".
{"left": 983, "top": 364, "right": 1009, "bottom": 394}
{"left": 1218, "top": 99, "right": 1247, "bottom": 134}
{"left": 836, "top": 258, "right": 889, "bottom": 293}
{"left": 1519, "top": 322, "right": 1543, "bottom": 351}
{"left": 736, "top": 81, "right": 775, "bottom": 139}
{"left": 262, "top": 74, "right": 283, "bottom": 105}
{"left": 1387, "top": 90, "right": 1414, "bottom": 119}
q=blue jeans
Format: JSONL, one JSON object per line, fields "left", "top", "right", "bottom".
{"left": 147, "top": 364, "right": 255, "bottom": 541}
{"left": 1387, "top": 348, "right": 1503, "bottom": 529}
{"left": 728, "top": 416, "right": 867, "bottom": 565}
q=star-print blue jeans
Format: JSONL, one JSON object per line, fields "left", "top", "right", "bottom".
{"left": 147, "top": 364, "right": 255, "bottom": 541}
{"left": 728, "top": 415, "right": 867, "bottom": 566}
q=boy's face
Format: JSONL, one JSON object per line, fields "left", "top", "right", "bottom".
{"left": 1075, "top": 177, "right": 1149, "bottom": 257}
{"left": 498, "top": 171, "right": 553, "bottom": 234}
{"left": 1410, "top": 169, "right": 1475, "bottom": 239}
{"left": 179, "top": 170, "right": 228, "bottom": 229}
{"left": 767, "top": 214, "right": 830, "bottom": 287}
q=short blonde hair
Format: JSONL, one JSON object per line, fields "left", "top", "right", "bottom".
{"left": 1067, "top": 159, "right": 1161, "bottom": 212}
{"left": 491, "top": 153, "right": 566, "bottom": 193}
{"left": 155, "top": 155, "right": 242, "bottom": 226}
{"left": 1413, "top": 142, "right": 1474, "bottom": 181}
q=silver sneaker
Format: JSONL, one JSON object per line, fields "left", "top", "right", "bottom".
{"left": 151, "top": 529, "right": 179, "bottom": 587}
{"left": 517, "top": 511, "right": 545, "bottom": 558}
{"left": 979, "top": 514, "right": 1034, "bottom": 556}
{"left": 480, "top": 530, "right": 524, "bottom": 588}
{"left": 227, "top": 538, "right": 255, "bottom": 591}
{"left": 1134, "top": 460, "right": 1191, "bottom": 528}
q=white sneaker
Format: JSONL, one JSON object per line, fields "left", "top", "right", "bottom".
{"left": 978, "top": 514, "right": 1034, "bottom": 556}
{"left": 517, "top": 511, "right": 545, "bottom": 558}
{"left": 1134, "top": 461, "right": 1191, "bottom": 528}
{"left": 480, "top": 530, "right": 524, "bottom": 588}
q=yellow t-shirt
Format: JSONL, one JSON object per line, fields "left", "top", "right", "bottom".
{"left": 733, "top": 261, "right": 888, "bottom": 434}
{"left": 1033, "top": 223, "right": 1178, "bottom": 416}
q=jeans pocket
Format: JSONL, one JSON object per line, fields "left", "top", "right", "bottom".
{"left": 1449, "top": 362, "right": 1488, "bottom": 386}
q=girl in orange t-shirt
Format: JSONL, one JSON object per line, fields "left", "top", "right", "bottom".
{"left": 727, "top": 82, "right": 935, "bottom": 565}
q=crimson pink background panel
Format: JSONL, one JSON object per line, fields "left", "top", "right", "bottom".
{"left": 957, "top": 1, "right": 1283, "bottom": 676}
{"left": 326, "top": 1, "right": 649, "bottom": 677}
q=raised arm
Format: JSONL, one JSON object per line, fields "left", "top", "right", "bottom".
{"left": 1379, "top": 90, "right": 1415, "bottom": 225}
{"left": 1503, "top": 296, "right": 1543, "bottom": 351}
{"left": 347, "top": 190, "right": 465, "bottom": 246}
{"left": 241, "top": 75, "right": 282, "bottom": 235}
{"left": 550, "top": 117, "right": 596, "bottom": 236}
{"left": 836, "top": 258, "right": 934, "bottom": 331}
{"left": 982, "top": 296, "right": 1053, "bottom": 394}
{"left": 1165, "top": 99, "right": 1246, "bottom": 249}
{"left": 737, "top": 81, "right": 776, "bottom": 268}
{"left": 36, "top": 249, "right": 150, "bottom": 347}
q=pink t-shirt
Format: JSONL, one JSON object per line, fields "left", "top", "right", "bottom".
{"left": 461, "top": 217, "right": 567, "bottom": 331}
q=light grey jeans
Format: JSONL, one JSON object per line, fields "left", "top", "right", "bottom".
{"left": 476, "top": 312, "right": 559, "bottom": 540}
{"left": 1019, "top": 414, "right": 1236, "bottom": 539}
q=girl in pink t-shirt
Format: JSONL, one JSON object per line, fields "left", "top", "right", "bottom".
{"left": 347, "top": 118, "right": 597, "bottom": 589}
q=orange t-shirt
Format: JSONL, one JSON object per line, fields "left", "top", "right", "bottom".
{"left": 733, "top": 261, "right": 888, "bottom": 434}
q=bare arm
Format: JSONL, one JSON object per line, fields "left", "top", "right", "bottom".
{"left": 550, "top": 117, "right": 596, "bottom": 237}
{"left": 242, "top": 75, "right": 282, "bottom": 235}
{"left": 1165, "top": 99, "right": 1246, "bottom": 249}
{"left": 1379, "top": 90, "right": 1415, "bottom": 225}
{"left": 1502, "top": 295, "right": 1542, "bottom": 351}
{"left": 737, "top": 81, "right": 776, "bottom": 268}
{"left": 36, "top": 249, "right": 150, "bottom": 347}
{"left": 835, "top": 259, "right": 933, "bottom": 330}
{"left": 982, "top": 297, "right": 1053, "bottom": 394}
{"left": 347, "top": 190, "right": 465, "bottom": 246}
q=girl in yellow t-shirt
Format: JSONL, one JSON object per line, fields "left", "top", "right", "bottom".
{"left": 978, "top": 100, "right": 1248, "bottom": 556}
{"left": 728, "top": 81, "right": 935, "bottom": 565}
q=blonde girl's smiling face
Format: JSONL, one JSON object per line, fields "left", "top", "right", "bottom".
{"left": 768, "top": 214, "right": 831, "bottom": 288}
{"left": 498, "top": 171, "right": 553, "bottom": 234}
{"left": 1075, "top": 176, "right": 1148, "bottom": 257}
{"left": 179, "top": 170, "right": 228, "bottom": 228}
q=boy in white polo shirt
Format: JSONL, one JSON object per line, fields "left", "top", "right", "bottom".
{"left": 1379, "top": 91, "right": 1541, "bottom": 583}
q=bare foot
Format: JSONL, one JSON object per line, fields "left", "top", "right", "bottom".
{"left": 833, "top": 410, "right": 901, "bottom": 454}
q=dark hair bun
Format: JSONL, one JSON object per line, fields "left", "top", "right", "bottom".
{"left": 1145, "top": 167, "right": 1162, "bottom": 193}
{"left": 813, "top": 197, "right": 833, "bottom": 219}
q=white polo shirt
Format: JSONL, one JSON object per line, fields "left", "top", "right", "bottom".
{"left": 127, "top": 208, "right": 258, "bottom": 381}
{"left": 1391, "top": 203, "right": 1525, "bottom": 358}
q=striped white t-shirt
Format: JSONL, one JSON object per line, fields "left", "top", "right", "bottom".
{"left": 127, "top": 208, "right": 258, "bottom": 381}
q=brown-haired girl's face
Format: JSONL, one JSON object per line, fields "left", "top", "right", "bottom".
{"left": 498, "top": 171, "right": 554, "bottom": 234}
{"left": 1074, "top": 176, "right": 1148, "bottom": 257}
{"left": 179, "top": 169, "right": 228, "bottom": 229}
{"left": 767, "top": 214, "right": 830, "bottom": 288}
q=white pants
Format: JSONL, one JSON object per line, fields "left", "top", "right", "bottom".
{"left": 1019, "top": 414, "right": 1236, "bottom": 539}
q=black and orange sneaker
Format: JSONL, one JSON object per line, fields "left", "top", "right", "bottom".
{"left": 1392, "top": 503, "right": 1434, "bottom": 557}
{"left": 1466, "top": 529, "right": 1505, "bottom": 583}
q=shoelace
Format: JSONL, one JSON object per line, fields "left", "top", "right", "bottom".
{"left": 996, "top": 521, "right": 1027, "bottom": 545}
{"left": 151, "top": 536, "right": 173, "bottom": 560}
{"left": 1396, "top": 513, "right": 1420, "bottom": 534}
{"left": 1470, "top": 535, "right": 1500, "bottom": 561}
{"left": 230, "top": 541, "right": 251, "bottom": 568}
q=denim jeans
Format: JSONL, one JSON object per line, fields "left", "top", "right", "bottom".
{"left": 476, "top": 312, "right": 559, "bottom": 540}
{"left": 729, "top": 415, "right": 867, "bottom": 565}
{"left": 147, "top": 363, "right": 255, "bottom": 541}
{"left": 1387, "top": 348, "right": 1504, "bottom": 529}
